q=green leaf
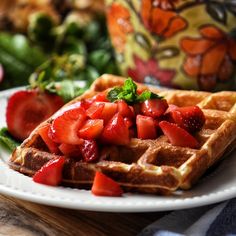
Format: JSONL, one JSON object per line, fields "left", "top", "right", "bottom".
{"left": 56, "top": 80, "right": 85, "bottom": 102}
{"left": 0, "top": 33, "right": 46, "bottom": 90}
{"left": 137, "top": 91, "right": 163, "bottom": 102}
{"left": 0, "top": 128, "right": 20, "bottom": 152}
{"left": 107, "top": 78, "right": 163, "bottom": 104}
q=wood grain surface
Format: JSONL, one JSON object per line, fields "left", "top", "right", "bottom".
{"left": 0, "top": 194, "right": 166, "bottom": 236}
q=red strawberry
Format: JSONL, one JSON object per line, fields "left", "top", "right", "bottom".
{"left": 92, "top": 92, "right": 108, "bottom": 102}
{"left": 136, "top": 115, "right": 157, "bottom": 139}
{"left": 86, "top": 102, "right": 105, "bottom": 119}
{"left": 97, "top": 102, "right": 118, "bottom": 123}
{"left": 91, "top": 171, "right": 123, "bottom": 197}
{"left": 159, "top": 121, "right": 199, "bottom": 148}
{"left": 38, "top": 124, "right": 59, "bottom": 154}
{"left": 141, "top": 99, "right": 168, "bottom": 118}
{"left": 50, "top": 106, "right": 86, "bottom": 145}
{"left": 78, "top": 119, "right": 104, "bottom": 139}
{"left": 101, "top": 113, "right": 130, "bottom": 145}
{"left": 117, "top": 100, "right": 134, "bottom": 118}
{"left": 59, "top": 143, "right": 82, "bottom": 158}
{"left": 170, "top": 106, "right": 205, "bottom": 133}
{"left": 6, "top": 90, "right": 64, "bottom": 141}
{"left": 33, "top": 156, "right": 65, "bottom": 186}
{"left": 79, "top": 139, "right": 99, "bottom": 162}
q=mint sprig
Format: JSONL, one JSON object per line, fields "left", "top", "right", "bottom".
{"left": 107, "top": 78, "right": 163, "bottom": 104}
{"left": 0, "top": 128, "right": 20, "bottom": 152}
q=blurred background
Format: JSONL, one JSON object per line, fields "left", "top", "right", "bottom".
{"left": 0, "top": 0, "right": 119, "bottom": 91}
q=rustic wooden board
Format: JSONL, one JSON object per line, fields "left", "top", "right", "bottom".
{"left": 0, "top": 194, "right": 166, "bottom": 235}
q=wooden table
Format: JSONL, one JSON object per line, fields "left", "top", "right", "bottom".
{"left": 0, "top": 194, "right": 166, "bottom": 235}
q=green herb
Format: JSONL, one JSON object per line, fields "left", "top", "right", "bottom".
{"left": 107, "top": 78, "right": 163, "bottom": 104}
{"left": 0, "top": 33, "right": 46, "bottom": 90}
{"left": 0, "top": 128, "right": 20, "bottom": 152}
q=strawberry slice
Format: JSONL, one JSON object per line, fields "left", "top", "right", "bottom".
{"left": 101, "top": 113, "right": 130, "bottom": 145}
{"left": 50, "top": 106, "right": 86, "bottom": 145}
{"left": 33, "top": 156, "right": 65, "bottom": 186}
{"left": 159, "top": 121, "right": 199, "bottom": 148}
{"left": 170, "top": 106, "right": 205, "bottom": 133}
{"left": 59, "top": 143, "right": 82, "bottom": 158}
{"left": 98, "top": 102, "right": 118, "bottom": 123}
{"left": 92, "top": 92, "right": 108, "bottom": 102}
{"left": 79, "top": 139, "right": 99, "bottom": 162}
{"left": 78, "top": 119, "right": 104, "bottom": 139}
{"left": 141, "top": 99, "right": 168, "bottom": 118}
{"left": 38, "top": 124, "right": 59, "bottom": 154}
{"left": 86, "top": 102, "right": 105, "bottom": 119}
{"left": 91, "top": 171, "right": 123, "bottom": 197}
{"left": 136, "top": 115, "right": 157, "bottom": 139}
{"left": 117, "top": 100, "right": 134, "bottom": 118}
{"left": 6, "top": 90, "right": 64, "bottom": 141}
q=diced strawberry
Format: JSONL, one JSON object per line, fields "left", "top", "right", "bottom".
{"left": 92, "top": 92, "right": 108, "bottom": 102}
{"left": 6, "top": 90, "right": 64, "bottom": 141}
{"left": 141, "top": 99, "right": 168, "bottom": 118}
{"left": 170, "top": 106, "right": 205, "bottom": 133}
{"left": 91, "top": 171, "right": 123, "bottom": 197}
{"left": 78, "top": 119, "right": 104, "bottom": 139}
{"left": 38, "top": 124, "right": 59, "bottom": 154}
{"left": 86, "top": 102, "right": 105, "bottom": 119}
{"left": 50, "top": 106, "right": 86, "bottom": 145}
{"left": 136, "top": 115, "right": 157, "bottom": 139}
{"left": 79, "top": 139, "right": 99, "bottom": 162}
{"left": 33, "top": 156, "right": 65, "bottom": 186}
{"left": 124, "top": 117, "right": 133, "bottom": 128}
{"left": 101, "top": 113, "right": 130, "bottom": 145}
{"left": 159, "top": 121, "right": 199, "bottom": 148}
{"left": 59, "top": 143, "right": 82, "bottom": 158}
{"left": 79, "top": 99, "right": 93, "bottom": 110}
{"left": 117, "top": 100, "right": 134, "bottom": 118}
{"left": 98, "top": 102, "right": 118, "bottom": 123}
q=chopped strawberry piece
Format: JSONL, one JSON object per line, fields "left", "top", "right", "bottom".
{"left": 6, "top": 90, "right": 64, "bottom": 141}
{"left": 124, "top": 117, "right": 133, "bottom": 128}
{"left": 38, "top": 124, "right": 59, "bottom": 154}
{"left": 117, "top": 100, "right": 135, "bottom": 118}
{"left": 50, "top": 106, "right": 86, "bottom": 145}
{"left": 170, "top": 106, "right": 205, "bottom": 133}
{"left": 91, "top": 171, "right": 123, "bottom": 197}
{"left": 98, "top": 102, "right": 118, "bottom": 123}
{"left": 141, "top": 99, "right": 168, "bottom": 118}
{"left": 136, "top": 115, "right": 157, "bottom": 139}
{"left": 79, "top": 139, "right": 99, "bottom": 162}
{"left": 92, "top": 92, "right": 108, "bottom": 102}
{"left": 101, "top": 113, "right": 130, "bottom": 145}
{"left": 159, "top": 121, "right": 199, "bottom": 148}
{"left": 86, "top": 102, "right": 105, "bottom": 119}
{"left": 59, "top": 143, "right": 82, "bottom": 158}
{"left": 33, "top": 156, "right": 65, "bottom": 186}
{"left": 78, "top": 119, "right": 104, "bottom": 139}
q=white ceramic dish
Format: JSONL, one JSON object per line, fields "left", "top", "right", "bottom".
{"left": 0, "top": 88, "right": 236, "bottom": 212}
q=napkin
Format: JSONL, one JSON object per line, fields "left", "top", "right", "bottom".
{"left": 138, "top": 198, "right": 236, "bottom": 236}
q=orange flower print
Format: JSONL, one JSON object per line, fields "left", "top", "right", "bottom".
{"left": 181, "top": 25, "right": 236, "bottom": 91}
{"left": 107, "top": 3, "right": 133, "bottom": 53}
{"left": 141, "top": 0, "right": 187, "bottom": 38}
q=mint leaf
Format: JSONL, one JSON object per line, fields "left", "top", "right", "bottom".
{"left": 0, "top": 128, "right": 20, "bottom": 152}
{"left": 107, "top": 78, "right": 163, "bottom": 104}
{"left": 137, "top": 91, "right": 163, "bottom": 102}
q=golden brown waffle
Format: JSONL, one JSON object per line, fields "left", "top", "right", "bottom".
{"left": 9, "top": 74, "right": 236, "bottom": 195}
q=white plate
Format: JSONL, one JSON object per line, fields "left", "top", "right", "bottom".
{"left": 0, "top": 88, "right": 236, "bottom": 212}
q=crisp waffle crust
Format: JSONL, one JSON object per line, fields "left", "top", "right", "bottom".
{"left": 9, "top": 74, "right": 236, "bottom": 195}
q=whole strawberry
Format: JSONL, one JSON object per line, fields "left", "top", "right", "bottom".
{"left": 6, "top": 90, "right": 64, "bottom": 141}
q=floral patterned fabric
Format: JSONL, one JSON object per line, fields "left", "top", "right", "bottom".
{"left": 105, "top": 0, "right": 236, "bottom": 91}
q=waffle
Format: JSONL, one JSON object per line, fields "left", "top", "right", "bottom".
{"left": 9, "top": 74, "right": 236, "bottom": 195}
